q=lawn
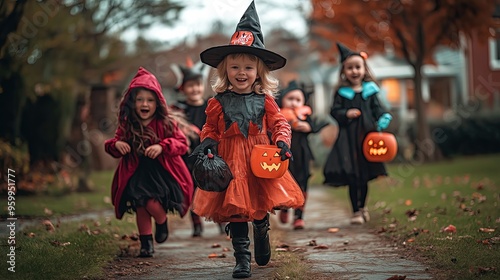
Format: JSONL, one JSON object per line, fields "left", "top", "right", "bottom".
{"left": 2, "top": 171, "right": 115, "bottom": 218}
{"left": 343, "top": 153, "right": 499, "bottom": 279}
{"left": 1, "top": 170, "right": 138, "bottom": 280}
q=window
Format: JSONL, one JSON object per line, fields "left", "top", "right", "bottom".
{"left": 490, "top": 26, "right": 500, "bottom": 70}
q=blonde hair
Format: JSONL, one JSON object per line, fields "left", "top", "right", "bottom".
{"left": 211, "top": 53, "right": 279, "bottom": 96}
{"left": 336, "top": 56, "right": 378, "bottom": 90}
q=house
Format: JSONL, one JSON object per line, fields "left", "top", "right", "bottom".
{"left": 465, "top": 3, "right": 500, "bottom": 110}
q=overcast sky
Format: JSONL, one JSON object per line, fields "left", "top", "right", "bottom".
{"left": 121, "top": 0, "right": 312, "bottom": 45}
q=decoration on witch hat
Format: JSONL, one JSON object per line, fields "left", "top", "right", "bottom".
{"left": 200, "top": 0, "right": 286, "bottom": 71}
{"left": 336, "top": 42, "right": 368, "bottom": 63}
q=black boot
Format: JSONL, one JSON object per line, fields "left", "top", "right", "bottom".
{"left": 192, "top": 223, "right": 203, "bottom": 237}
{"left": 229, "top": 222, "right": 251, "bottom": 278}
{"left": 155, "top": 221, "right": 168, "bottom": 243}
{"left": 138, "top": 234, "right": 154, "bottom": 258}
{"left": 191, "top": 210, "right": 203, "bottom": 237}
{"left": 253, "top": 214, "right": 271, "bottom": 266}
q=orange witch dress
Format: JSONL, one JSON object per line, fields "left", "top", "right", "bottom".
{"left": 192, "top": 91, "right": 305, "bottom": 223}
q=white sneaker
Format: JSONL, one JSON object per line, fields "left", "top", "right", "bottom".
{"left": 350, "top": 212, "right": 364, "bottom": 225}
{"left": 361, "top": 208, "right": 370, "bottom": 222}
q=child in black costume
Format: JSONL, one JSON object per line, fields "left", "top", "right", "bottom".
{"left": 276, "top": 80, "right": 326, "bottom": 230}
{"left": 323, "top": 43, "right": 392, "bottom": 225}
{"left": 171, "top": 59, "right": 226, "bottom": 237}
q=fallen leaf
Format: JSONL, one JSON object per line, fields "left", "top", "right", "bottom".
{"left": 479, "top": 228, "right": 495, "bottom": 233}
{"left": 405, "top": 200, "right": 412, "bottom": 206}
{"left": 42, "top": 220, "right": 55, "bottom": 232}
{"left": 313, "top": 244, "right": 329, "bottom": 249}
{"left": 222, "top": 247, "right": 230, "bottom": 252}
{"left": 443, "top": 224, "right": 456, "bottom": 233}
{"left": 50, "top": 240, "right": 71, "bottom": 247}
{"left": 275, "top": 248, "right": 289, "bottom": 252}
{"left": 44, "top": 208, "right": 53, "bottom": 216}
{"left": 407, "top": 238, "right": 415, "bottom": 243}
{"left": 327, "top": 227, "right": 340, "bottom": 233}
{"left": 26, "top": 232, "right": 36, "bottom": 238}
{"left": 211, "top": 243, "right": 221, "bottom": 248}
{"left": 208, "top": 253, "right": 226, "bottom": 258}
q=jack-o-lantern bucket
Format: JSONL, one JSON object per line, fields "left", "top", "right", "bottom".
{"left": 363, "top": 132, "right": 398, "bottom": 162}
{"left": 250, "top": 145, "right": 289, "bottom": 178}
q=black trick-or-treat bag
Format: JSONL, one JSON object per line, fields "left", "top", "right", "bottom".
{"left": 192, "top": 149, "right": 233, "bottom": 192}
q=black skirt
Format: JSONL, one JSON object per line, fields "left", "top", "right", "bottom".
{"left": 119, "top": 156, "right": 184, "bottom": 216}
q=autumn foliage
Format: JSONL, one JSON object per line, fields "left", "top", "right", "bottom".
{"left": 310, "top": 0, "right": 497, "bottom": 65}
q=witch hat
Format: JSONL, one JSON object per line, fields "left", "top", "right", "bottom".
{"left": 200, "top": 1, "right": 286, "bottom": 71}
{"left": 276, "top": 80, "right": 311, "bottom": 107}
{"left": 171, "top": 56, "right": 207, "bottom": 90}
{"left": 337, "top": 42, "right": 361, "bottom": 63}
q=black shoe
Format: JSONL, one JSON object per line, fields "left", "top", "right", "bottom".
{"left": 155, "top": 221, "right": 168, "bottom": 243}
{"left": 192, "top": 223, "right": 203, "bottom": 237}
{"left": 253, "top": 214, "right": 271, "bottom": 266}
{"left": 138, "top": 234, "right": 154, "bottom": 258}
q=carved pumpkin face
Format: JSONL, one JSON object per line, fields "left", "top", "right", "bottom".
{"left": 363, "top": 132, "right": 398, "bottom": 162}
{"left": 250, "top": 145, "right": 289, "bottom": 178}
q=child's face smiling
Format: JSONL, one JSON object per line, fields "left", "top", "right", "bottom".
{"left": 226, "top": 55, "right": 259, "bottom": 94}
{"left": 281, "top": 89, "right": 305, "bottom": 109}
{"left": 343, "top": 55, "right": 366, "bottom": 87}
{"left": 182, "top": 79, "right": 204, "bottom": 105}
{"left": 134, "top": 89, "right": 157, "bottom": 125}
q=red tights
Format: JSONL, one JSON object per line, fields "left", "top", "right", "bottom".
{"left": 136, "top": 199, "right": 167, "bottom": 235}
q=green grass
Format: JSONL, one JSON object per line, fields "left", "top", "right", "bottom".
{"left": 2, "top": 171, "right": 115, "bottom": 218}
{"left": 366, "top": 154, "right": 500, "bottom": 279}
{"left": 0, "top": 217, "right": 138, "bottom": 280}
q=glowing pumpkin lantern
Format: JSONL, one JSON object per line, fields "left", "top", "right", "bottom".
{"left": 363, "top": 132, "right": 398, "bottom": 162}
{"left": 250, "top": 145, "right": 289, "bottom": 178}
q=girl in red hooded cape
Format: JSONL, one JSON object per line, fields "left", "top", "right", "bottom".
{"left": 105, "top": 67, "right": 193, "bottom": 258}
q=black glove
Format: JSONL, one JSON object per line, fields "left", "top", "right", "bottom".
{"left": 190, "top": 138, "right": 218, "bottom": 158}
{"left": 276, "top": 141, "right": 292, "bottom": 161}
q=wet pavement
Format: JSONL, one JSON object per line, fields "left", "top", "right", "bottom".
{"left": 112, "top": 185, "right": 433, "bottom": 280}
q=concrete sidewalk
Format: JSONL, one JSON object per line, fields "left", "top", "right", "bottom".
{"left": 108, "top": 186, "right": 433, "bottom": 280}
{"left": 272, "top": 186, "right": 433, "bottom": 280}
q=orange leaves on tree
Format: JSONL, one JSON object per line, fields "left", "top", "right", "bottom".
{"left": 309, "top": 0, "right": 496, "bottom": 65}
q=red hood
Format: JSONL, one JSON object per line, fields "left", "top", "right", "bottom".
{"left": 119, "top": 67, "right": 168, "bottom": 111}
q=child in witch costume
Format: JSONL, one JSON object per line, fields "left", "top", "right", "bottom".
{"left": 170, "top": 58, "right": 225, "bottom": 237}
{"left": 105, "top": 67, "right": 193, "bottom": 257}
{"left": 276, "top": 80, "right": 326, "bottom": 230}
{"left": 323, "top": 43, "right": 392, "bottom": 225}
{"left": 192, "top": 1, "right": 304, "bottom": 278}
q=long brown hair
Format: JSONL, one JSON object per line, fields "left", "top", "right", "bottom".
{"left": 118, "top": 87, "right": 173, "bottom": 155}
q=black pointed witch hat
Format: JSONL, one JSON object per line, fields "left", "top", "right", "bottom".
{"left": 200, "top": 1, "right": 286, "bottom": 71}
{"left": 171, "top": 56, "right": 206, "bottom": 90}
{"left": 337, "top": 42, "right": 362, "bottom": 63}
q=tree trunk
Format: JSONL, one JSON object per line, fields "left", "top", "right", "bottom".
{"left": 412, "top": 64, "right": 442, "bottom": 162}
